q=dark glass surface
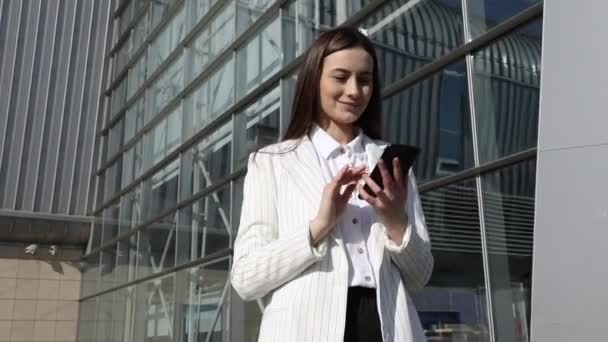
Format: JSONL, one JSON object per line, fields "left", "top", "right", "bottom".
{"left": 175, "top": 259, "right": 230, "bottom": 341}
{"left": 472, "top": 20, "right": 542, "bottom": 163}
{"left": 362, "top": 0, "right": 464, "bottom": 86}
{"left": 382, "top": 61, "right": 475, "bottom": 182}
{"left": 481, "top": 159, "right": 536, "bottom": 342}
{"left": 177, "top": 184, "right": 231, "bottom": 265}
{"left": 467, "top": 0, "right": 542, "bottom": 39}
{"left": 137, "top": 212, "right": 177, "bottom": 279}
{"left": 234, "top": 86, "right": 280, "bottom": 168}
{"left": 411, "top": 178, "right": 491, "bottom": 342}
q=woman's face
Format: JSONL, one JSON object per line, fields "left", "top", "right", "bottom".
{"left": 318, "top": 47, "right": 374, "bottom": 127}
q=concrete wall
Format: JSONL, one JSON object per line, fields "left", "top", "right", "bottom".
{"left": 530, "top": 1, "right": 608, "bottom": 341}
{"left": 0, "top": 245, "right": 82, "bottom": 342}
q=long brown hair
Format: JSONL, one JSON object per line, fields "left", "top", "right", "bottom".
{"left": 283, "top": 27, "right": 382, "bottom": 141}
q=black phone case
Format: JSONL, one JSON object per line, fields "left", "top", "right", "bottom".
{"left": 361, "top": 144, "right": 421, "bottom": 197}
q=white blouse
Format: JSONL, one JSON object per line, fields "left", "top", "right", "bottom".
{"left": 309, "top": 125, "right": 380, "bottom": 288}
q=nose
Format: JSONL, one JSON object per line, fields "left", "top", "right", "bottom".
{"left": 345, "top": 77, "right": 362, "bottom": 99}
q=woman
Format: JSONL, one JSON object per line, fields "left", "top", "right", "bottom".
{"left": 230, "top": 27, "right": 433, "bottom": 342}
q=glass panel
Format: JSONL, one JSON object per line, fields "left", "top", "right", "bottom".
{"left": 186, "top": 59, "right": 234, "bottom": 137}
{"left": 112, "top": 287, "right": 136, "bottom": 342}
{"left": 182, "top": 122, "right": 232, "bottom": 201}
{"left": 142, "top": 159, "right": 180, "bottom": 222}
{"left": 144, "top": 106, "right": 183, "bottom": 169}
{"left": 411, "top": 178, "right": 491, "bottom": 341}
{"left": 151, "top": 0, "right": 174, "bottom": 30}
{"left": 91, "top": 218, "right": 102, "bottom": 251}
{"left": 125, "top": 96, "right": 145, "bottom": 143}
{"left": 99, "top": 244, "right": 118, "bottom": 292}
{"left": 147, "top": 55, "right": 184, "bottom": 123}
{"left": 77, "top": 298, "right": 97, "bottom": 342}
{"left": 81, "top": 253, "right": 100, "bottom": 298}
{"left": 128, "top": 52, "right": 148, "bottom": 99}
{"left": 148, "top": 6, "right": 186, "bottom": 74}
{"left": 231, "top": 177, "right": 244, "bottom": 235}
{"left": 191, "top": 1, "right": 236, "bottom": 77}
{"left": 382, "top": 61, "right": 474, "bottom": 182}
{"left": 95, "top": 293, "right": 114, "bottom": 342}
{"left": 481, "top": 160, "right": 536, "bottom": 342}
{"left": 109, "top": 117, "right": 125, "bottom": 158}
{"left": 472, "top": 20, "right": 542, "bottom": 163}
{"left": 102, "top": 201, "right": 121, "bottom": 243}
{"left": 236, "top": 17, "right": 282, "bottom": 98}
{"left": 134, "top": 139, "right": 145, "bottom": 178}
{"left": 280, "top": 71, "right": 298, "bottom": 136}
{"left": 133, "top": 274, "right": 176, "bottom": 342}
{"left": 116, "top": 233, "right": 138, "bottom": 285}
{"left": 236, "top": 0, "right": 274, "bottom": 34}
{"left": 174, "top": 258, "right": 230, "bottom": 342}
{"left": 282, "top": 0, "right": 325, "bottom": 65}
{"left": 176, "top": 184, "right": 231, "bottom": 266}
{"left": 115, "top": 42, "right": 131, "bottom": 78}
{"left": 123, "top": 146, "right": 135, "bottom": 188}
{"left": 234, "top": 86, "right": 280, "bottom": 168}
{"left": 362, "top": 0, "right": 464, "bottom": 85}
{"left": 190, "top": 0, "right": 216, "bottom": 29}
{"left": 132, "top": 12, "right": 150, "bottom": 53}
{"left": 119, "top": 0, "right": 135, "bottom": 36}
{"left": 124, "top": 286, "right": 139, "bottom": 341}
{"left": 137, "top": 212, "right": 178, "bottom": 279}
{"left": 121, "top": 185, "right": 143, "bottom": 232}
{"left": 104, "top": 158, "right": 124, "bottom": 202}
{"left": 467, "top": 0, "right": 542, "bottom": 39}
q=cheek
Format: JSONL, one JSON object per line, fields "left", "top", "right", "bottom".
{"left": 362, "top": 86, "right": 374, "bottom": 104}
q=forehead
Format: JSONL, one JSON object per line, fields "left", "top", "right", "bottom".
{"left": 322, "top": 47, "right": 373, "bottom": 73}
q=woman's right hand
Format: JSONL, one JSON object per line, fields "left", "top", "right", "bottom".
{"left": 309, "top": 164, "right": 367, "bottom": 246}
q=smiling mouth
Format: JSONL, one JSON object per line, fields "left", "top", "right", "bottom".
{"left": 340, "top": 102, "right": 360, "bottom": 109}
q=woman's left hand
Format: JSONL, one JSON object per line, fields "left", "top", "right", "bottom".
{"left": 358, "top": 157, "right": 409, "bottom": 243}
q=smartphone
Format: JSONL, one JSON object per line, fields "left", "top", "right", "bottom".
{"left": 361, "top": 144, "right": 421, "bottom": 197}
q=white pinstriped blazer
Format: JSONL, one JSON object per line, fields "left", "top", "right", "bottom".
{"left": 230, "top": 134, "right": 433, "bottom": 342}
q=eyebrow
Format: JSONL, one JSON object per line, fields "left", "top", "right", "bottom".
{"left": 330, "top": 68, "right": 373, "bottom": 75}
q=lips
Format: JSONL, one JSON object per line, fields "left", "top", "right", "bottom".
{"left": 339, "top": 102, "right": 360, "bottom": 110}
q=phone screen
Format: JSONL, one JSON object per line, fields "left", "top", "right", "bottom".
{"left": 361, "top": 144, "right": 421, "bottom": 197}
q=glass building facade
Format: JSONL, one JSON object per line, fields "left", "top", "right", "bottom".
{"left": 81, "top": 0, "right": 543, "bottom": 341}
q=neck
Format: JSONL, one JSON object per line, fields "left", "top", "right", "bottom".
{"left": 318, "top": 119, "right": 358, "bottom": 145}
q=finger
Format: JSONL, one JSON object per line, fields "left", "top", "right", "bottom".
{"left": 337, "top": 170, "right": 363, "bottom": 187}
{"left": 331, "top": 165, "right": 351, "bottom": 186}
{"left": 362, "top": 174, "right": 382, "bottom": 194}
{"left": 378, "top": 159, "right": 394, "bottom": 190}
{"left": 393, "top": 157, "right": 405, "bottom": 188}
{"left": 357, "top": 183, "right": 378, "bottom": 206}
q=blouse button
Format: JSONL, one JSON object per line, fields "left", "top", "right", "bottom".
{"left": 365, "top": 275, "right": 371, "bottom": 282}
{"left": 357, "top": 247, "right": 364, "bottom": 254}
{"left": 352, "top": 218, "right": 358, "bottom": 224}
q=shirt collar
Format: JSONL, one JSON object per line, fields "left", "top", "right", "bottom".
{"left": 310, "top": 124, "right": 366, "bottom": 160}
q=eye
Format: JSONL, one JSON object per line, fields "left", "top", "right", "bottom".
{"left": 358, "top": 77, "right": 372, "bottom": 85}
{"left": 332, "top": 75, "right": 348, "bottom": 82}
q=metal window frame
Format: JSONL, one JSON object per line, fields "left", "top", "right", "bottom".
{"left": 92, "top": 1, "right": 543, "bottom": 216}
{"left": 85, "top": 0, "right": 544, "bottom": 312}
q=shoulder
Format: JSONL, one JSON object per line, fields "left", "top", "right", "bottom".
{"left": 256, "top": 139, "right": 301, "bottom": 155}
{"left": 247, "top": 139, "right": 301, "bottom": 168}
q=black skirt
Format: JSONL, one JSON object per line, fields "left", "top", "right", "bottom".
{"left": 344, "top": 286, "right": 383, "bottom": 342}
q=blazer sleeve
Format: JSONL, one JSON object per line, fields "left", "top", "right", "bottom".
{"left": 383, "top": 170, "right": 434, "bottom": 291}
{"left": 230, "top": 152, "right": 327, "bottom": 301}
